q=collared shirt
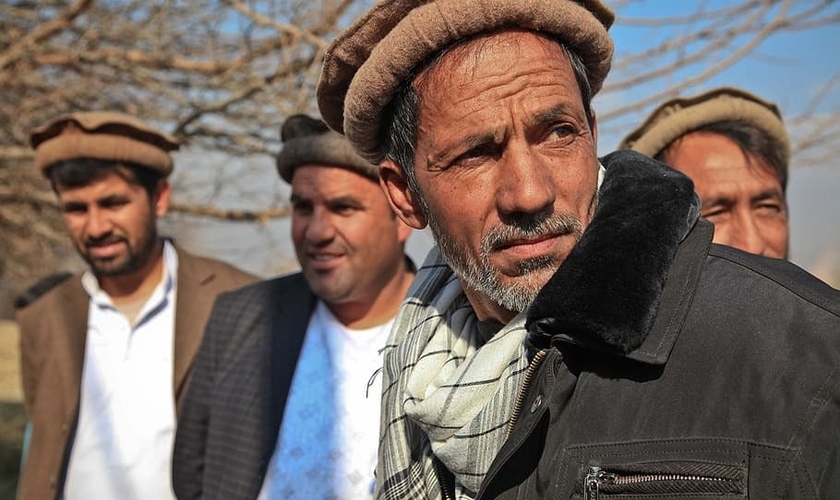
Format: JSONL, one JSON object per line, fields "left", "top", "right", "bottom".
{"left": 258, "top": 301, "right": 391, "bottom": 500}
{"left": 64, "top": 241, "right": 178, "bottom": 499}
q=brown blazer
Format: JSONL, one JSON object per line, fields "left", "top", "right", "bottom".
{"left": 15, "top": 247, "right": 257, "bottom": 500}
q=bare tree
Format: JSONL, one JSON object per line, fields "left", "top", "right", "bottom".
{"left": 1, "top": 0, "right": 838, "bottom": 291}
{"left": 0, "top": 0, "right": 358, "bottom": 287}
{"left": 599, "top": 0, "right": 840, "bottom": 159}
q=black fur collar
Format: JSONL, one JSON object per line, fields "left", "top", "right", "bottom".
{"left": 526, "top": 150, "right": 700, "bottom": 355}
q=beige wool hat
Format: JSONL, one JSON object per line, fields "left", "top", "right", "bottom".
{"left": 30, "top": 111, "right": 180, "bottom": 177}
{"left": 276, "top": 114, "right": 378, "bottom": 183}
{"left": 317, "top": 0, "right": 615, "bottom": 164}
{"left": 619, "top": 87, "right": 790, "bottom": 164}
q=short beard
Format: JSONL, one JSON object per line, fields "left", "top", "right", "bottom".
{"left": 425, "top": 203, "right": 583, "bottom": 314}
{"left": 82, "top": 222, "right": 158, "bottom": 278}
{"left": 87, "top": 247, "right": 145, "bottom": 277}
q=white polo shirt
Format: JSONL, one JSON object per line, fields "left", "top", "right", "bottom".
{"left": 63, "top": 242, "right": 178, "bottom": 499}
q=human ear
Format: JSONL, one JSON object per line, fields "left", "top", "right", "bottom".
{"left": 380, "top": 160, "right": 427, "bottom": 229}
{"left": 153, "top": 179, "right": 171, "bottom": 218}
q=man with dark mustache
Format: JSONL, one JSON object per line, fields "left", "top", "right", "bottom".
{"left": 15, "top": 111, "right": 256, "bottom": 500}
{"left": 316, "top": 0, "right": 840, "bottom": 498}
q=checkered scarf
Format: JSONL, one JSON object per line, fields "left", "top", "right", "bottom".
{"left": 375, "top": 247, "right": 529, "bottom": 500}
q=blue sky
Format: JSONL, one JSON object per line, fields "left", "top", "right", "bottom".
{"left": 599, "top": 1, "right": 840, "bottom": 145}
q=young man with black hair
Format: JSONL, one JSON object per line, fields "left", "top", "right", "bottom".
{"left": 17, "top": 111, "right": 255, "bottom": 499}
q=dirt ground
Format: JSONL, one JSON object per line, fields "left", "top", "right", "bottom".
{"left": 0, "top": 320, "right": 25, "bottom": 499}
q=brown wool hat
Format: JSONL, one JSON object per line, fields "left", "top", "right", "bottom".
{"left": 317, "top": 0, "right": 615, "bottom": 164}
{"left": 619, "top": 87, "right": 790, "bottom": 165}
{"left": 30, "top": 111, "right": 180, "bottom": 177}
{"left": 276, "top": 114, "right": 378, "bottom": 183}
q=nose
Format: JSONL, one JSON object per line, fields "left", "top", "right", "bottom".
{"left": 723, "top": 212, "right": 768, "bottom": 256}
{"left": 305, "top": 207, "right": 337, "bottom": 244}
{"left": 84, "top": 207, "right": 113, "bottom": 240}
{"left": 496, "top": 145, "right": 556, "bottom": 218}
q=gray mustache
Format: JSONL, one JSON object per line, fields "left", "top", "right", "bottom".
{"left": 484, "top": 214, "right": 582, "bottom": 252}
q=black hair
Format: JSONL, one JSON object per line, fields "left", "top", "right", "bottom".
{"left": 657, "top": 120, "right": 788, "bottom": 192}
{"left": 45, "top": 158, "right": 163, "bottom": 198}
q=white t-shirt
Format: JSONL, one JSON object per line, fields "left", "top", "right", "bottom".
{"left": 63, "top": 242, "right": 178, "bottom": 499}
{"left": 258, "top": 301, "right": 392, "bottom": 500}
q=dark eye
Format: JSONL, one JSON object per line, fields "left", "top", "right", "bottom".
{"left": 62, "top": 204, "right": 86, "bottom": 214}
{"left": 101, "top": 199, "right": 128, "bottom": 209}
{"left": 291, "top": 200, "right": 312, "bottom": 215}
{"left": 452, "top": 143, "right": 498, "bottom": 168}
{"left": 333, "top": 203, "right": 360, "bottom": 215}
{"left": 755, "top": 202, "right": 783, "bottom": 215}
{"left": 702, "top": 206, "right": 727, "bottom": 220}
{"left": 548, "top": 124, "right": 576, "bottom": 144}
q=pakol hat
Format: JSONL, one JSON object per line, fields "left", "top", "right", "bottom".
{"left": 619, "top": 86, "right": 790, "bottom": 165}
{"left": 30, "top": 111, "right": 180, "bottom": 177}
{"left": 276, "top": 114, "right": 378, "bottom": 183}
{"left": 317, "top": 0, "right": 615, "bottom": 164}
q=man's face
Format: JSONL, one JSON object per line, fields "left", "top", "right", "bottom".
{"left": 382, "top": 30, "right": 600, "bottom": 322}
{"left": 291, "top": 165, "right": 412, "bottom": 306}
{"left": 664, "top": 131, "right": 789, "bottom": 258}
{"left": 57, "top": 169, "right": 168, "bottom": 276}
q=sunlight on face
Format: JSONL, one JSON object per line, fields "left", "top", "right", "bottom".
{"left": 665, "top": 132, "right": 788, "bottom": 259}
{"left": 408, "top": 31, "right": 600, "bottom": 321}
{"left": 291, "top": 164, "right": 411, "bottom": 305}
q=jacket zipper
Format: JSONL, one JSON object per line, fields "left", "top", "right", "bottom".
{"left": 440, "top": 350, "right": 549, "bottom": 499}
{"left": 583, "top": 466, "right": 734, "bottom": 500}
{"left": 434, "top": 456, "right": 455, "bottom": 500}
{"left": 505, "top": 349, "right": 548, "bottom": 440}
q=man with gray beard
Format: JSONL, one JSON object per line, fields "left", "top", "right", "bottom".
{"left": 435, "top": 212, "right": 585, "bottom": 312}
{"left": 316, "top": 0, "right": 840, "bottom": 499}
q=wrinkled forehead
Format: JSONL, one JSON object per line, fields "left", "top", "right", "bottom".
{"left": 408, "top": 30, "right": 589, "bottom": 147}
{"left": 413, "top": 30, "right": 565, "bottom": 92}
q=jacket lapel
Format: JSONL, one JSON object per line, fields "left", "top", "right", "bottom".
{"left": 267, "top": 275, "right": 315, "bottom": 441}
{"left": 230, "top": 276, "right": 315, "bottom": 498}
{"left": 172, "top": 248, "right": 215, "bottom": 406}
{"left": 55, "top": 278, "right": 90, "bottom": 423}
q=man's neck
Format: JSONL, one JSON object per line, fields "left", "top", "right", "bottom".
{"left": 327, "top": 258, "right": 416, "bottom": 330}
{"left": 462, "top": 285, "right": 518, "bottom": 324}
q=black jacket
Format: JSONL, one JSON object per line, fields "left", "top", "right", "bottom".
{"left": 477, "top": 151, "right": 840, "bottom": 499}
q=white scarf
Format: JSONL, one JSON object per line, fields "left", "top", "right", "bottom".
{"left": 376, "top": 247, "right": 529, "bottom": 499}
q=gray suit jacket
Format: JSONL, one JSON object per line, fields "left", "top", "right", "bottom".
{"left": 16, "top": 246, "right": 257, "bottom": 500}
{"left": 172, "top": 273, "right": 317, "bottom": 500}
